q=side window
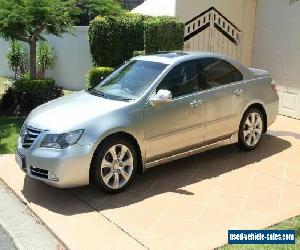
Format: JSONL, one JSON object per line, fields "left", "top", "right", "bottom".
{"left": 157, "top": 60, "right": 202, "bottom": 98}
{"left": 199, "top": 58, "right": 243, "bottom": 90}
{"left": 232, "top": 65, "right": 243, "bottom": 82}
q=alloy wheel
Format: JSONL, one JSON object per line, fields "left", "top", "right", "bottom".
{"left": 243, "top": 112, "right": 263, "bottom": 147}
{"left": 100, "top": 144, "right": 134, "bottom": 190}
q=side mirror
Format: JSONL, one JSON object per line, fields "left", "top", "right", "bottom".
{"left": 149, "top": 89, "right": 172, "bottom": 107}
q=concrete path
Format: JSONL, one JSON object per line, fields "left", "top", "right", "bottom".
{"left": 0, "top": 224, "right": 17, "bottom": 250}
{"left": 0, "top": 180, "right": 64, "bottom": 250}
{"left": 0, "top": 115, "right": 300, "bottom": 249}
{"left": 0, "top": 167, "right": 146, "bottom": 250}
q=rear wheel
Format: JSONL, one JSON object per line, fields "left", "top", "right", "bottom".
{"left": 91, "top": 137, "right": 137, "bottom": 193}
{"left": 238, "top": 108, "right": 264, "bottom": 150}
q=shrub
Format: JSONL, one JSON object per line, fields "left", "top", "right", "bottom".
{"left": 0, "top": 79, "right": 63, "bottom": 115}
{"left": 144, "top": 16, "right": 185, "bottom": 54}
{"left": 6, "top": 40, "right": 27, "bottom": 79}
{"left": 21, "top": 71, "right": 31, "bottom": 80}
{"left": 0, "top": 85, "right": 16, "bottom": 111}
{"left": 89, "top": 14, "right": 185, "bottom": 67}
{"left": 89, "top": 14, "right": 144, "bottom": 67}
{"left": 37, "top": 42, "right": 56, "bottom": 79}
{"left": 87, "top": 67, "right": 114, "bottom": 88}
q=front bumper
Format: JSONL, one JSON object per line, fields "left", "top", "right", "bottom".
{"left": 16, "top": 139, "right": 94, "bottom": 188}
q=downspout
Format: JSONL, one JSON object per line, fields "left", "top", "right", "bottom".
{"left": 173, "top": 0, "right": 177, "bottom": 17}
{"left": 240, "top": 0, "right": 246, "bottom": 62}
{"left": 251, "top": 0, "right": 258, "bottom": 67}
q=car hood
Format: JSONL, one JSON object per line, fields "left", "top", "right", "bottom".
{"left": 27, "top": 91, "right": 130, "bottom": 132}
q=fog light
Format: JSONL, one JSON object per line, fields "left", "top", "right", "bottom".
{"left": 48, "top": 172, "right": 58, "bottom": 181}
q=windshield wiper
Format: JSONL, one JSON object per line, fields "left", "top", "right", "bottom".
{"left": 117, "top": 97, "right": 134, "bottom": 101}
{"left": 88, "top": 89, "right": 134, "bottom": 101}
{"left": 87, "top": 89, "right": 105, "bottom": 97}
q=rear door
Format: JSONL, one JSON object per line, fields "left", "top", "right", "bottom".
{"left": 199, "top": 58, "right": 245, "bottom": 143}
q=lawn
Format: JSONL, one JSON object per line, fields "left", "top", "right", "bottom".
{"left": 0, "top": 76, "right": 9, "bottom": 96}
{"left": 0, "top": 117, "right": 25, "bottom": 154}
{"left": 220, "top": 216, "right": 300, "bottom": 250}
{"left": 0, "top": 78, "right": 24, "bottom": 154}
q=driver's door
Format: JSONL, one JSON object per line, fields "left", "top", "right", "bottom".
{"left": 143, "top": 60, "right": 206, "bottom": 162}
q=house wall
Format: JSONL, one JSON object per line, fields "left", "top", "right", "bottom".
{"left": 0, "top": 26, "right": 92, "bottom": 90}
{"left": 131, "top": 0, "right": 176, "bottom": 16}
{"left": 252, "top": 0, "right": 300, "bottom": 119}
{"left": 176, "top": 0, "right": 256, "bottom": 67}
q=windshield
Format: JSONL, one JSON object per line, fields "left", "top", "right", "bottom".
{"left": 89, "top": 60, "right": 168, "bottom": 100}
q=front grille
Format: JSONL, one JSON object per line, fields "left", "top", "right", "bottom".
{"left": 30, "top": 166, "right": 48, "bottom": 179}
{"left": 21, "top": 126, "right": 42, "bottom": 149}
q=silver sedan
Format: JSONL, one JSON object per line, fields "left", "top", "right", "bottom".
{"left": 16, "top": 52, "right": 279, "bottom": 193}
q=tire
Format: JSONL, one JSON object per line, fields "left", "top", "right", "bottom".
{"left": 238, "top": 108, "right": 264, "bottom": 150}
{"left": 91, "top": 136, "right": 138, "bottom": 194}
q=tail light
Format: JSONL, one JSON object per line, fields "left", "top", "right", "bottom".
{"left": 271, "top": 80, "right": 277, "bottom": 92}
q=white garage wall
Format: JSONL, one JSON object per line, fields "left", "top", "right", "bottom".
{"left": 252, "top": 0, "right": 300, "bottom": 119}
{"left": 0, "top": 26, "right": 92, "bottom": 90}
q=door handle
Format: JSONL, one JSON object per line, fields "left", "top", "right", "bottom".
{"left": 190, "top": 99, "right": 202, "bottom": 108}
{"left": 234, "top": 89, "right": 243, "bottom": 96}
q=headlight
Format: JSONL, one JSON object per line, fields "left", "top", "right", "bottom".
{"left": 40, "top": 129, "right": 84, "bottom": 149}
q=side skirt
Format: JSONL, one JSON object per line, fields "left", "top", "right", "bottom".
{"left": 144, "top": 133, "right": 238, "bottom": 170}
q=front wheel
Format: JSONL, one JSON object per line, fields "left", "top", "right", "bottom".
{"left": 238, "top": 108, "right": 264, "bottom": 150}
{"left": 91, "top": 137, "right": 137, "bottom": 193}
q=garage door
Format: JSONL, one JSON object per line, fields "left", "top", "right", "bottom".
{"left": 276, "top": 86, "right": 300, "bottom": 119}
{"left": 252, "top": 0, "right": 300, "bottom": 119}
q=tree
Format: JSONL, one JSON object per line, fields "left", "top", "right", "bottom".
{"left": 290, "top": 0, "right": 299, "bottom": 4}
{"left": 0, "top": 0, "right": 80, "bottom": 79}
{"left": 77, "top": 0, "right": 123, "bottom": 20}
{"left": 88, "top": 0, "right": 123, "bottom": 17}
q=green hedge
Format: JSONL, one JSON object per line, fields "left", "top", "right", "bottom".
{"left": 88, "top": 14, "right": 185, "bottom": 67}
{"left": 87, "top": 67, "right": 114, "bottom": 88}
{"left": 144, "top": 16, "right": 185, "bottom": 54}
{"left": 89, "top": 14, "right": 144, "bottom": 67}
{"left": 1, "top": 79, "right": 63, "bottom": 115}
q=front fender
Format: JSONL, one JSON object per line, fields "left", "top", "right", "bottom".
{"left": 81, "top": 105, "right": 146, "bottom": 169}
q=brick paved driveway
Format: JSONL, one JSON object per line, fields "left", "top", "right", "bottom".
{"left": 1, "top": 115, "right": 299, "bottom": 249}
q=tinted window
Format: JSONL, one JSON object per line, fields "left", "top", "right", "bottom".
{"left": 232, "top": 66, "right": 243, "bottom": 82}
{"left": 199, "top": 58, "right": 243, "bottom": 89}
{"left": 157, "top": 61, "right": 202, "bottom": 98}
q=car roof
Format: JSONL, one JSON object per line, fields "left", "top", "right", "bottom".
{"left": 134, "top": 51, "right": 232, "bottom": 65}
